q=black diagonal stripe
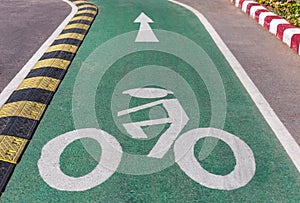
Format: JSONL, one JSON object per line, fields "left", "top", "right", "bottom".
{"left": 0, "top": 161, "right": 15, "bottom": 193}
{"left": 74, "top": 13, "right": 95, "bottom": 18}
{"left": 61, "top": 28, "right": 87, "bottom": 35}
{"left": 6, "top": 89, "right": 54, "bottom": 104}
{"left": 78, "top": 7, "right": 97, "bottom": 12}
{"left": 51, "top": 38, "right": 82, "bottom": 47}
{"left": 40, "top": 51, "right": 74, "bottom": 61}
{"left": 26, "top": 67, "right": 66, "bottom": 80}
{"left": 0, "top": 117, "right": 11, "bottom": 134}
{"left": 68, "top": 20, "right": 92, "bottom": 25}
{"left": 0, "top": 117, "right": 38, "bottom": 139}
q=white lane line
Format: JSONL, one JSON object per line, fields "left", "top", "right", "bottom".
{"left": 169, "top": 0, "right": 300, "bottom": 172}
{"left": 0, "top": 0, "right": 77, "bottom": 107}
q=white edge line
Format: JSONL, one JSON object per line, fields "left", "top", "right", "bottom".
{"left": 169, "top": 0, "right": 300, "bottom": 172}
{"left": 0, "top": 0, "right": 78, "bottom": 107}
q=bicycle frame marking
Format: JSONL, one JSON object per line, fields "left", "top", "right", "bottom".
{"left": 118, "top": 88, "right": 189, "bottom": 158}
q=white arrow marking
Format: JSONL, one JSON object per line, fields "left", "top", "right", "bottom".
{"left": 134, "top": 12, "right": 159, "bottom": 42}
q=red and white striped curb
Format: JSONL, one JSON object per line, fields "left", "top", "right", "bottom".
{"left": 231, "top": 0, "right": 300, "bottom": 55}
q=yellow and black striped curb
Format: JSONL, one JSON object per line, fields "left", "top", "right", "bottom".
{"left": 0, "top": 0, "right": 98, "bottom": 193}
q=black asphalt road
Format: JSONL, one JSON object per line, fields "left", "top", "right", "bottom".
{"left": 0, "top": 0, "right": 71, "bottom": 92}
{"left": 179, "top": 0, "right": 300, "bottom": 144}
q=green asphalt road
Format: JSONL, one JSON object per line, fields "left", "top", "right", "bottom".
{"left": 1, "top": 0, "right": 300, "bottom": 202}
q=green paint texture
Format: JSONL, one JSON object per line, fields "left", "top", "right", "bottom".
{"left": 1, "top": 0, "right": 299, "bottom": 202}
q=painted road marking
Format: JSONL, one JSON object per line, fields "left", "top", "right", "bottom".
{"left": 32, "top": 58, "right": 71, "bottom": 70}
{"left": 174, "top": 128, "right": 255, "bottom": 190}
{"left": 119, "top": 89, "right": 189, "bottom": 158}
{"left": 168, "top": 0, "right": 300, "bottom": 172}
{"left": 1, "top": 0, "right": 299, "bottom": 201}
{"left": 45, "top": 44, "right": 79, "bottom": 54}
{"left": 122, "top": 88, "right": 174, "bottom": 98}
{"left": 17, "top": 77, "right": 61, "bottom": 92}
{"left": 77, "top": 9, "right": 97, "bottom": 15}
{"left": 38, "top": 128, "right": 122, "bottom": 192}
{"left": 65, "top": 23, "right": 91, "bottom": 30}
{"left": 0, "top": 0, "right": 98, "bottom": 193}
{"left": 0, "top": 101, "right": 46, "bottom": 120}
{"left": 56, "top": 33, "right": 85, "bottom": 41}
{"left": 38, "top": 89, "right": 255, "bottom": 191}
{"left": 0, "top": 136, "right": 27, "bottom": 164}
{"left": 134, "top": 12, "right": 159, "bottom": 42}
{"left": 70, "top": 15, "right": 94, "bottom": 23}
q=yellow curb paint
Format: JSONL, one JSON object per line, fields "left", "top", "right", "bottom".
{"left": 76, "top": 9, "right": 97, "bottom": 15}
{"left": 46, "top": 44, "right": 79, "bottom": 53}
{"left": 0, "top": 136, "right": 28, "bottom": 164}
{"left": 77, "top": 5, "right": 97, "bottom": 10}
{"left": 65, "top": 23, "right": 90, "bottom": 30}
{"left": 0, "top": 101, "right": 46, "bottom": 120}
{"left": 56, "top": 33, "right": 85, "bottom": 40}
{"left": 17, "top": 77, "right": 60, "bottom": 92}
{"left": 32, "top": 58, "right": 71, "bottom": 70}
{"left": 70, "top": 15, "right": 94, "bottom": 22}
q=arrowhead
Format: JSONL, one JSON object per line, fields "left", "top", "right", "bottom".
{"left": 134, "top": 12, "right": 153, "bottom": 23}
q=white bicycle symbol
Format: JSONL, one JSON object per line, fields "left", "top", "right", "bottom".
{"left": 38, "top": 87, "right": 256, "bottom": 192}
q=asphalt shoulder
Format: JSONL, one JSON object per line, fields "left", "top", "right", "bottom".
{"left": 178, "top": 0, "right": 300, "bottom": 144}
{"left": 0, "top": 0, "right": 71, "bottom": 92}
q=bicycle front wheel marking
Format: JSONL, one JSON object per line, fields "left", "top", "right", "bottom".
{"left": 174, "top": 128, "right": 255, "bottom": 190}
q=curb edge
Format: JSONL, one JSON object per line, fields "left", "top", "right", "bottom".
{"left": 0, "top": 0, "right": 98, "bottom": 193}
{"left": 231, "top": 0, "right": 300, "bottom": 55}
